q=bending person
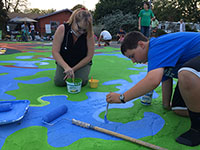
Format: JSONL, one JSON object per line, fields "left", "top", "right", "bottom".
{"left": 106, "top": 31, "right": 200, "bottom": 147}
{"left": 52, "top": 8, "right": 94, "bottom": 87}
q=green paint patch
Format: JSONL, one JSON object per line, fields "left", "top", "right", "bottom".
{"left": 1, "top": 126, "right": 64, "bottom": 150}
{"left": 95, "top": 47, "right": 120, "bottom": 53}
{"left": 0, "top": 73, "right": 8, "bottom": 76}
{"left": 0, "top": 63, "right": 16, "bottom": 66}
{"left": 6, "top": 55, "right": 138, "bottom": 104}
{"left": 32, "top": 46, "right": 52, "bottom": 50}
{"left": 0, "top": 52, "right": 52, "bottom": 61}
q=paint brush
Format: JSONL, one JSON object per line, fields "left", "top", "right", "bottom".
{"left": 104, "top": 103, "right": 109, "bottom": 123}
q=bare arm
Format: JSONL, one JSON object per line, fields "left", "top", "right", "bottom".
{"left": 138, "top": 17, "right": 141, "bottom": 30}
{"left": 98, "top": 35, "right": 102, "bottom": 43}
{"left": 162, "top": 78, "right": 173, "bottom": 109}
{"left": 72, "top": 34, "right": 95, "bottom": 72}
{"left": 107, "top": 68, "right": 164, "bottom": 103}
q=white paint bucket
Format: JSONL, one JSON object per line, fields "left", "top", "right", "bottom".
{"left": 66, "top": 78, "right": 82, "bottom": 94}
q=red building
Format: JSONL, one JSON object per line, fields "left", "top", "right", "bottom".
{"left": 36, "top": 9, "right": 72, "bottom": 36}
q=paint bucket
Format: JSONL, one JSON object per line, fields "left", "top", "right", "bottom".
{"left": 89, "top": 79, "right": 99, "bottom": 88}
{"left": 66, "top": 78, "right": 82, "bottom": 94}
{"left": 140, "top": 90, "right": 153, "bottom": 105}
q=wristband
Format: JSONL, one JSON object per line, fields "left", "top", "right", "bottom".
{"left": 119, "top": 94, "right": 126, "bottom": 103}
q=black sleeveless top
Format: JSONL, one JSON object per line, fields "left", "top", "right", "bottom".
{"left": 60, "top": 23, "right": 88, "bottom": 67}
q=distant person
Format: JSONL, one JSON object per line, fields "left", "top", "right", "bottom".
{"left": 98, "top": 29, "right": 112, "bottom": 46}
{"left": 52, "top": 8, "right": 94, "bottom": 87}
{"left": 151, "top": 17, "right": 159, "bottom": 37}
{"left": 138, "top": 1, "right": 155, "bottom": 38}
{"left": 180, "top": 19, "right": 186, "bottom": 32}
{"left": 30, "top": 23, "right": 35, "bottom": 41}
{"left": 117, "top": 28, "right": 126, "bottom": 44}
{"left": 138, "top": 1, "right": 155, "bottom": 101}
{"left": 21, "top": 22, "right": 29, "bottom": 42}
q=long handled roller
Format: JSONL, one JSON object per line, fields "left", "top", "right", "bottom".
{"left": 72, "top": 119, "right": 168, "bottom": 150}
{"left": 42, "top": 106, "right": 167, "bottom": 150}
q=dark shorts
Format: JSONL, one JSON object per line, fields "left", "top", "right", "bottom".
{"left": 171, "top": 56, "right": 200, "bottom": 110}
{"left": 171, "top": 83, "right": 187, "bottom": 110}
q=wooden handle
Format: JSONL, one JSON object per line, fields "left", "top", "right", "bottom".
{"left": 94, "top": 126, "right": 167, "bottom": 150}
{"left": 72, "top": 119, "right": 167, "bottom": 150}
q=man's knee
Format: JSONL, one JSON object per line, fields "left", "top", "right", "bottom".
{"left": 173, "top": 109, "right": 189, "bottom": 117}
{"left": 178, "top": 70, "right": 193, "bottom": 90}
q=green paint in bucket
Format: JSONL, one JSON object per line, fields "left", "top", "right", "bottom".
{"left": 66, "top": 78, "right": 82, "bottom": 94}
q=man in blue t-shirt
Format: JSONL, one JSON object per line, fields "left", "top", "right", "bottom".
{"left": 106, "top": 31, "right": 200, "bottom": 147}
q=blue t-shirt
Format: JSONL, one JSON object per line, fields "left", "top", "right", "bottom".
{"left": 148, "top": 32, "right": 200, "bottom": 81}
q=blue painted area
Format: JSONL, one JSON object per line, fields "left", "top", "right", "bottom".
{"left": 16, "top": 56, "right": 33, "bottom": 59}
{"left": 0, "top": 72, "right": 164, "bottom": 148}
{"left": 95, "top": 53, "right": 127, "bottom": 59}
{"left": 0, "top": 65, "right": 53, "bottom": 101}
{"left": 0, "top": 53, "right": 165, "bottom": 148}
{"left": 0, "top": 94, "right": 165, "bottom": 148}
{"left": 0, "top": 60, "right": 49, "bottom": 67}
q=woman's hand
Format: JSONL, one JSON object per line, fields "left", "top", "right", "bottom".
{"left": 106, "top": 92, "right": 121, "bottom": 103}
{"left": 63, "top": 68, "right": 75, "bottom": 80}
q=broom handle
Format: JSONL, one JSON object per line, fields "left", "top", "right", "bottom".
{"left": 72, "top": 119, "right": 167, "bottom": 150}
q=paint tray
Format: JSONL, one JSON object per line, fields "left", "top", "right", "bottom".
{"left": 0, "top": 100, "right": 30, "bottom": 125}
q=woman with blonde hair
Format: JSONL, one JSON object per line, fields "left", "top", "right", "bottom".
{"left": 52, "top": 8, "right": 95, "bottom": 87}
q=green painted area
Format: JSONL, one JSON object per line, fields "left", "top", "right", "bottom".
{"left": 95, "top": 46, "right": 120, "bottom": 52}
{"left": 1, "top": 126, "right": 63, "bottom": 150}
{"left": 0, "top": 63, "right": 16, "bottom": 66}
{"left": 0, "top": 73, "right": 8, "bottom": 76}
{"left": 31, "top": 46, "right": 52, "bottom": 50}
{"left": 6, "top": 52, "right": 142, "bottom": 104}
{"left": 1, "top": 45, "right": 200, "bottom": 150}
{"left": 0, "top": 52, "right": 52, "bottom": 61}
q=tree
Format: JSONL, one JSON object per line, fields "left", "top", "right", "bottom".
{"left": 98, "top": 10, "right": 137, "bottom": 37}
{"left": 176, "top": 0, "right": 200, "bottom": 22}
{"left": 24, "top": 8, "right": 56, "bottom": 14}
{"left": 153, "top": 0, "right": 200, "bottom": 22}
{"left": 94, "top": 0, "right": 142, "bottom": 23}
{"left": 0, "top": 0, "right": 8, "bottom": 37}
{"left": 3, "top": 0, "right": 28, "bottom": 12}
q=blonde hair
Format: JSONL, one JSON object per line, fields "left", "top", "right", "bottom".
{"left": 67, "top": 8, "right": 93, "bottom": 37}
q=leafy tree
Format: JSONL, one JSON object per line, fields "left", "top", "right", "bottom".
{"left": 94, "top": 0, "right": 142, "bottom": 23}
{"left": 40, "top": 8, "right": 56, "bottom": 14}
{"left": 153, "top": 0, "right": 200, "bottom": 22}
{"left": 0, "top": 0, "right": 8, "bottom": 37}
{"left": 24, "top": 8, "right": 41, "bottom": 14}
{"left": 3, "top": 0, "right": 28, "bottom": 12}
{"left": 98, "top": 10, "right": 137, "bottom": 38}
{"left": 24, "top": 8, "right": 56, "bottom": 14}
{"left": 176, "top": 0, "right": 200, "bottom": 22}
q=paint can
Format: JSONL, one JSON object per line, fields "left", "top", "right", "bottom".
{"left": 66, "top": 78, "right": 82, "bottom": 94}
{"left": 140, "top": 90, "right": 153, "bottom": 105}
{"left": 89, "top": 79, "right": 99, "bottom": 88}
